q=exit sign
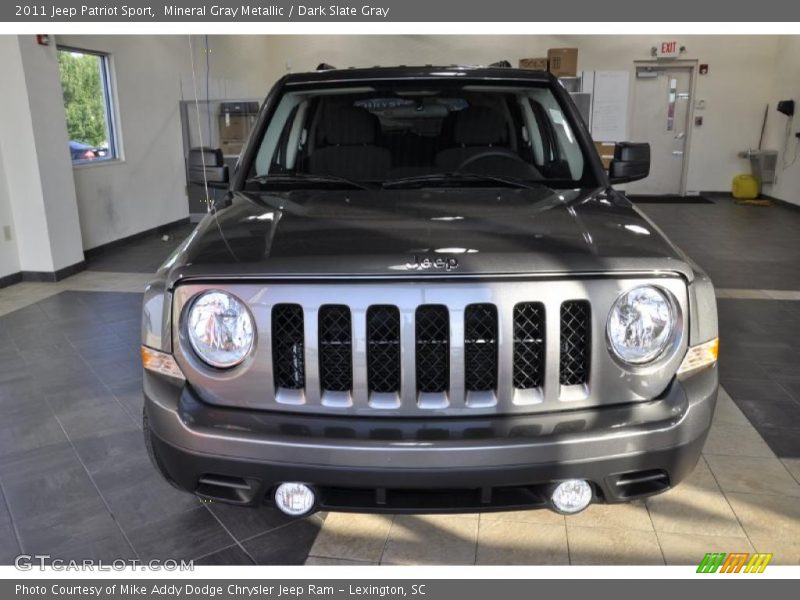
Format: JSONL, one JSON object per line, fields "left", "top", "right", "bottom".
{"left": 657, "top": 41, "right": 680, "bottom": 58}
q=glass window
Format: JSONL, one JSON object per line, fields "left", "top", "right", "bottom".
{"left": 57, "top": 47, "right": 118, "bottom": 165}
{"left": 248, "top": 82, "right": 591, "bottom": 189}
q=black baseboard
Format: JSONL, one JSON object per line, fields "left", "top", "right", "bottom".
{"left": 0, "top": 271, "right": 23, "bottom": 289}
{"left": 0, "top": 260, "right": 87, "bottom": 291}
{"left": 22, "top": 261, "right": 87, "bottom": 283}
{"left": 84, "top": 217, "right": 191, "bottom": 260}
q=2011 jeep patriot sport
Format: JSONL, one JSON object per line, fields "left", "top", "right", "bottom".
{"left": 141, "top": 65, "right": 719, "bottom": 516}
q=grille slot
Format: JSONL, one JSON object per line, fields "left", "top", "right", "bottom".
{"left": 366, "top": 305, "right": 401, "bottom": 393}
{"left": 560, "top": 300, "right": 591, "bottom": 386}
{"left": 272, "top": 304, "right": 305, "bottom": 389}
{"left": 415, "top": 305, "right": 449, "bottom": 394}
{"left": 319, "top": 305, "right": 353, "bottom": 392}
{"left": 464, "top": 304, "right": 498, "bottom": 391}
{"left": 513, "top": 302, "right": 545, "bottom": 389}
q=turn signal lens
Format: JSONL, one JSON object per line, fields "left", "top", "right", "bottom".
{"left": 141, "top": 346, "right": 185, "bottom": 380}
{"left": 677, "top": 337, "right": 719, "bottom": 377}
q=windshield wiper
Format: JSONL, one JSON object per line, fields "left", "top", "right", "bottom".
{"left": 247, "top": 173, "right": 373, "bottom": 190}
{"left": 383, "top": 172, "right": 542, "bottom": 190}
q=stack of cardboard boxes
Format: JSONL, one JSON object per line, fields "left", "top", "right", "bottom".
{"left": 518, "top": 47, "right": 579, "bottom": 77}
{"left": 218, "top": 101, "right": 259, "bottom": 156}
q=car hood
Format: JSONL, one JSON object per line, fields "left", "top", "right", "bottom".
{"left": 161, "top": 186, "right": 693, "bottom": 286}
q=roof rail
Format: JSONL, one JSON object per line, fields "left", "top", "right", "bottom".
{"left": 488, "top": 60, "right": 512, "bottom": 68}
{"left": 316, "top": 63, "right": 337, "bottom": 71}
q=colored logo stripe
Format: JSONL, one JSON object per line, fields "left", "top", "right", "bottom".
{"left": 697, "top": 552, "right": 772, "bottom": 573}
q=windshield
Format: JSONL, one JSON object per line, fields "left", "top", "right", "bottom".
{"left": 247, "top": 81, "right": 591, "bottom": 189}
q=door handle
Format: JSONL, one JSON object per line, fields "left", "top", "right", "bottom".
{"left": 672, "top": 150, "right": 684, "bottom": 156}
{"left": 674, "top": 132, "right": 686, "bottom": 140}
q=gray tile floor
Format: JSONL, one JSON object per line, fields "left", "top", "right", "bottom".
{"left": 639, "top": 194, "right": 800, "bottom": 290}
{"left": 0, "top": 290, "right": 323, "bottom": 564}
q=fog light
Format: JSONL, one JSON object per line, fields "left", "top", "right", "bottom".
{"left": 274, "top": 483, "right": 315, "bottom": 516}
{"left": 551, "top": 479, "right": 592, "bottom": 514}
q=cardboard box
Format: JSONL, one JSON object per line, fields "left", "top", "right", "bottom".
{"left": 547, "top": 47, "right": 578, "bottom": 77}
{"left": 594, "top": 141, "right": 616, "bottom": 170}
{"left": 518, "top": 57, "right": 548, "bottom": 71}
{"left": 218, "top": 114, "right": 256, "bottom": 143}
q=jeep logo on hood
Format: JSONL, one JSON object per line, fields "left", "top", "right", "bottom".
{"left": 406, "top": 255, "right": 460, "bottom": 271}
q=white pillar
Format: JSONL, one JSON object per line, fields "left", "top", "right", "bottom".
{"left": 0, "top": 35, "right": 85, "bottom": 278}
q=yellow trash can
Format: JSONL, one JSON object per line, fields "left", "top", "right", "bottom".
{"left": 732, "top": 174, "right": 759, "bottom": 199}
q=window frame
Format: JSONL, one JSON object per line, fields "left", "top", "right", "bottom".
{"left": 57, "top": 45, "right": 122, "bottom": 168}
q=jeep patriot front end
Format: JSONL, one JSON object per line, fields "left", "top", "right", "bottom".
{"left": 141, "top": 66, "right": 719, "bottom": 516}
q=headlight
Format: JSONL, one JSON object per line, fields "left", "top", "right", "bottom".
{"left": 607, "top": 285, "right": 675, "bottom": 365}
{"left": 187, "top": 291, "right": 255, "bottom": 368}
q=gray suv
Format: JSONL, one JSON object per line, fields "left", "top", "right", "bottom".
{"left": 141, "top": 66, "right": 718, "bottom": 517}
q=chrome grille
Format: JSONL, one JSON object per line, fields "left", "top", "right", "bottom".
{"left": 513, "top": 302, "right": 545, "bottom": 389}
{"left": 560, "top": 300, "right": 591, "bottom": 386}
{"left": 272, "top": 304, "right": 304, "bottom": 389}
{"left": 366, "top": 305, "right": 401, "bottom": 393}
{"left": 174, "top": 277, "right": 689, "bottom": 417}
{"left": 318, "top": 305, "right": 352, "bottom": 392}
{"left": 464, "top": 304, "right": 498, "bottom": 392}
{"left": 415, "top": 305, "right": 449, "bottom": 394}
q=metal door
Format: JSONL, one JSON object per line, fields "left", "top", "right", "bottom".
{"left": 628, "top": 66, "right": 693, "bottom": 195}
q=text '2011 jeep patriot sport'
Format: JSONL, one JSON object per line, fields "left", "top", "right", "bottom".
{"left": 141, "top": 65, "right": 719, "bottom": 517}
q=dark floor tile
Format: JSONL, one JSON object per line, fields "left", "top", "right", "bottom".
{"left": 0, "top": 409, "right": 67, "bottom": 458}
{"left": 50, "top": 393, "right": 136, "bottom": 441}
{"left": 0, "top": 352, "right": 28, "bottom": 385}
{"left": 0, "top": 443, "right": 108, "bottom": 522}
{"left": 755, "top": 427, "right": 800, "bottom": 459}
{"left": 241, "top": 518, "right": 322, "bottom": 565}
{"left": 14, "top": 508, "right": 135, "bottom": 560}
{"left": 103, "top": 471, "right": 203, "bottom": 532}
{"left": 108, "top": 378, "right": 145, "bottom": 423}
{"left": 717, "top": 354, "right": 770, "bottom": 381}
{"left": 126, "top": 506, "right": 235, "bottom": 561}
{"left": 194, "top": 544, "right": 255, "bottom": 565}
{"left": 208, "top": 503, "right": 295, "bottom": 542}
{"left": 780, "top": 380, "right": 800, "bottom": 402}
{"left": 0, "top": 486, "right": 11, "bottom": 529}
{"left": 0, "top": 523, "right": 20, "bottom": 565}
{"left": 43, "top": 379, "right": 111, "bottom": 410}
{"left": 722, "top": 378, "right": 800, "bottom": 430}
{"left": 72, "top": 427, "right": 154, "bottom": 493}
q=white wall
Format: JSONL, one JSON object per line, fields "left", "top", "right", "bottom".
{"left": 0, "top": 143, "right": 19, "bottom": 279}
{"left": 254, "top": 35, "right": 783, "bottom": 194}
{"left": 54, "top": 35, "right": 282, "bottom": 251}
{"left": 56, "top": 35, "right": 194, "bottom": 250}
{"left": 18, "top": 36, "right": 86, "bottom": 271}
{"left": 763, "top": 37, "right": 800, "bottom": 206}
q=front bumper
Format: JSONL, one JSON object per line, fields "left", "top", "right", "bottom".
{"left": 144, "top": 366, "right": 717, "bottom": 513}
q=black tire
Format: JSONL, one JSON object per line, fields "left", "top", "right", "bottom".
{"left": 143, "top": 407, "right": 184, "bottom": 491}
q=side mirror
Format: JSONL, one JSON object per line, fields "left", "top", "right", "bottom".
{"left": 187, "top": 147, "right": 229, "bottom": 189}
{"left": 609, "top": 142, "right": 650, "bottom": 184}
